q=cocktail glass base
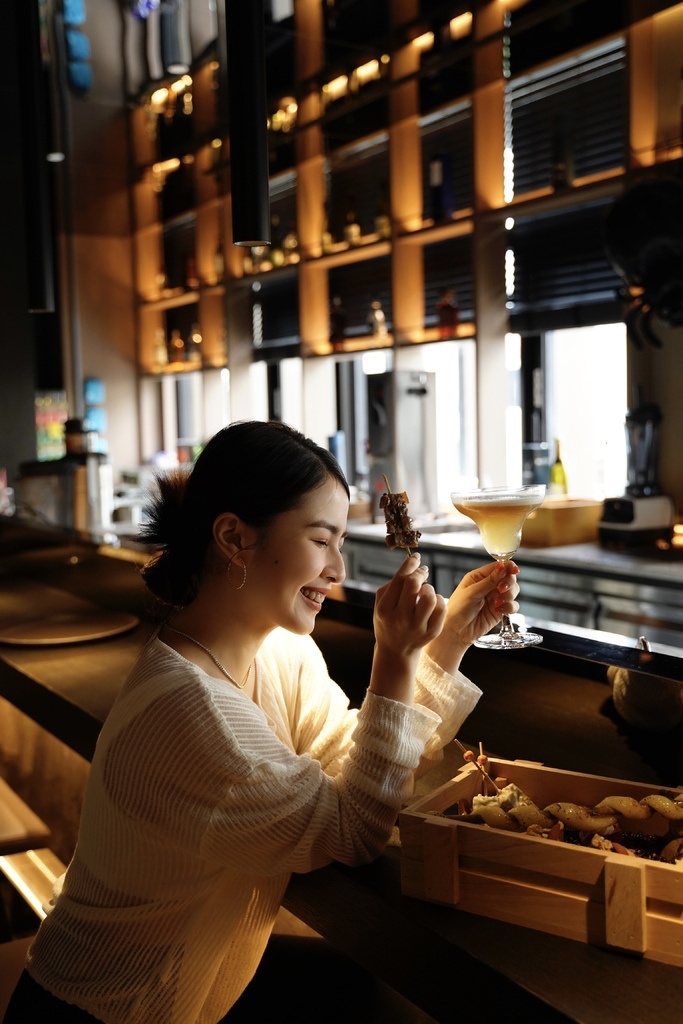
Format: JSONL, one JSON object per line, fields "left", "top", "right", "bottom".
{"left": 473, "top": 629, "right": 543, "bottom": 650}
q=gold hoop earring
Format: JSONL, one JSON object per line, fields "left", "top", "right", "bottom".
{"left": 227, "top": 551, "right": 247, "bottom": 590}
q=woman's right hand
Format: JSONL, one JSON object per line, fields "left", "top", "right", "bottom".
{"left": 369, "top": 553, "right": 447, "bottom": 705}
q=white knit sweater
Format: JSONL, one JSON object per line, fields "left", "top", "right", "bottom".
{"left": 27, "top": 629, "right": 481, "bottom": 1024}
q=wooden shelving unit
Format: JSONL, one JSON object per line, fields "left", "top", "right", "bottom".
{"left": 126, "top": 0, "right": 683, "bottom": 473}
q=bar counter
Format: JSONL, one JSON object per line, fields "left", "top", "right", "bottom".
{"left": 1, "top": 518, "right": 683, "bottom": 1022}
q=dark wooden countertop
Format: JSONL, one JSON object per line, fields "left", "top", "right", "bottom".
{"left": 346, "top": 520, "right": 683, "bottom": 589}
{"left": 285, "top": 748, "right": 683, "bottom": 1024}
{"left": 1, "top": 518, "right": 683, "bottom": 1022}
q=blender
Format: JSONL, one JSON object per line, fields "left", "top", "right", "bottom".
{"left": 599, "top": 392, "right": 675, "bottom": 547}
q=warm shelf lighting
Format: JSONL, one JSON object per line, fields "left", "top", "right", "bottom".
{"left": 152, "top": 157, "right": 181, "bottom": 176}
{"left": 412, "top": 31, "right": 434, "bottom": 53}
{"left": 354, "top": 58, "right": 381, "bottom": 87}
{"left": 150, "top": 87, "right": 169, "bottom": 112}
{"left": 269, "top": 96, "right": 297, "bottom": 132}
{"left": 450, "top": 13, "right": 473, "bottom": 39}
{"left": 323, "top": 75, "right": 348, "bottom": 102}
{"left": 170, "top": 74, "right": 192, "bottom": 93}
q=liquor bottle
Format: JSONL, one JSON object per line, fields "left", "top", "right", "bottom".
{"left": 321, "top": 203, "right": 334, "bottom": 254}
{"left": 168, "top": 328, "right": 185, "bottom": 364}
{"left": 374, "top": 181, "right": 391, "bottom": 240}
{"left": 367, "top": 299, "right": 388, "bottom": 338}
{"left": 155, "top": 258, "right": 169, "bottom": 299}
{"left": 268, "top": 213, "right": 285, "bottom": 268}
{"left": 185, "top": 253, "right": 199, "bottom": 291}
{"left": 435, "top": 287, "right": 459, "bottom": 339}
{"left": 153, "top": 328, "right": 168, "bottom": 372}
{"left": 548, "top": 438, "right": 568, "bottom": 495}
{"left": 343, "top": 199, "right": 361, "bottom": 247}
{"left": 213, "top": 239, "right": 225, "bottom": 284}
{"left": 329, "top": 295, "right": 347, "bottom": 350}
{"left": 187, "top": 323, "right": 203, "bottom": 366}
{"left": 282, "top": 222, "right": 299, "bottom": 264}
{"left": 428, "top": 153, "right": 454, "bottom": 223}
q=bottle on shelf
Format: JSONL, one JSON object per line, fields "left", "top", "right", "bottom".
{"left": 155, "top": 258, "right": 169, "bottom": 299}
{"left": 435, "top": 287, "right": 459, "bottom": 339}
{"left": 428, "top": 153, "right": 454, "bottom": 223}
{"left": 153, "top": 327, "right": 169, "bottom": 372}
{"left": 548, "top": 438, "right": 568, "bottom": 495}
{"left": 187, "top": 323, "right": 203, "bottom": 366}
{"left": 168, "top": 328, "right": 186, "bottom": 364}
{"left": 343, "top": 198, "right": 361, "bottom": 247}
{"left": 213, "top": 239, "right": 225, "bottom": 284}
{"left": 374, "top": 181, "right": 391, "bottom": 240}
{"left": 329, "top": 295, "right": 347, "bottom": 351}
{"left": 321, "top": 203, "right": 334, "bottom": 254}
{"left": 185, "top": 253, "right": 200, "bottom": 291}
{"left": 268, "top": 213, "right": 285, "bottom": 268}
{"left": 282, "top": 222, "right": 299, "bottom": 264}
{"left": 367, "top": 299, "right": 388, "bottom": 339}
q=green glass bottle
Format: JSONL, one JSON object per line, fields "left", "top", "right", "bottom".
{"left": 548, "top": 438, "right": 568, "bottom": 495}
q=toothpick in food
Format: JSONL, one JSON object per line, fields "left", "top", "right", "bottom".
{"left": 454, "top": 738, "right": 502, "bottom": 794}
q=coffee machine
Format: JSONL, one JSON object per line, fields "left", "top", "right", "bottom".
{"left": 599, "top": 394, "right": 675, "bottom": 547}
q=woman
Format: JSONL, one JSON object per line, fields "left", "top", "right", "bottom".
{"left": 3, "top": 420, "right": 519, "bottom": 1024}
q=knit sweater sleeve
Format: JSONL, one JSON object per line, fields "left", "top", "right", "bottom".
{"left": 98, "top": 637, "right": 439, "bottom": 881}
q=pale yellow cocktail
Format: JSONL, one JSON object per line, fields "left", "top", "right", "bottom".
{"left": 452, "top": 495, "right": 543, "bottom": 560}
{"left": 451, "top": 484, "right": 546, "bottom": 649}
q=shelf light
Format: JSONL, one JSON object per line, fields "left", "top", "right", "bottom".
{"left": 353, "top": 58, "right": 381, "bottom": 87}
{"left": 170, "top": 74, "right": 192, "bottom": 93}
{"left": 150, "top": 87, "right": 169, "bottom": 113}
{"left": 449, "top": 13, "right": 473, "bottom": 40}
{"left": 412, "top": 31, "right": 434, "bottom": 53}
{"left": 269, "top": 96, "right": 297, "bottom": 132}
{"left": 152, "top": 157, "right": 180, "bottom": 176}
{"left": 323, "top": 75, "right": 348, "bottom": 103}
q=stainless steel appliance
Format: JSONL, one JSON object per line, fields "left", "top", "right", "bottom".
{"left": 16, "top": 455, "right": 113, "bottom": 532}
{"left": 599, "top": 395, "right": 675, "bottom": 546}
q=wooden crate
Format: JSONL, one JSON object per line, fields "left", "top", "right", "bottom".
{"left": 522, "top": 498, "right": 602, "bottom": 547}
{"left": 399, "top": 759, "right": 683, "bottom": 965}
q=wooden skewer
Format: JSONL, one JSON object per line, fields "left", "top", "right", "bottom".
{"left": 453, "top": 738, "right": 502, "bottom": 793}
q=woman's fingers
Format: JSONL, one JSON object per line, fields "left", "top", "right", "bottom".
{"left": 374, "top": 553, "right": 447, "bottom": 650}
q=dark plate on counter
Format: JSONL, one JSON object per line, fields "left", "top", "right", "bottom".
{"left": 0, "top": 611, "right": 140, "bottom": 645}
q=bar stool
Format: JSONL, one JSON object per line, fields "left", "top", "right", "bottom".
{"left": 0, "top": 776, "right": 51, "bottom": 941}
{"left": 0, "top": 935, "right": 33, "bottom": 1018}
{"left": 0, "top": 778, "right": 51, "bottom": 856}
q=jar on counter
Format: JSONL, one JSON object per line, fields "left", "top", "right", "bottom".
{"left": 64, "top": 418, "right": 99, "bottom": 455}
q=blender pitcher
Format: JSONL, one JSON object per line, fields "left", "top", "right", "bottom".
{"left": 625, "top": 391, "right": 662, "bottom": 497}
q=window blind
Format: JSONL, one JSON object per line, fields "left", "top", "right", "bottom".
{"left": 326, "top": 133, "right": 390, "bottom": 239}
{"left": 423, "top": 234, "right": 473, "bottom": 325}
{"left": 506, "top": 37, "right": 627, "bottom": 196}
{"left": 509, "top": 199, "right": 624, "bottom": 332}
{"left": 420, "top": 101, "right": 474, "bottom": 217}
{"left": 329, "top": 255, "right": 392, "bottom": 336}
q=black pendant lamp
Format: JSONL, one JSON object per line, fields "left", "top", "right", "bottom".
{"left": 224, "top": 0, "right": 270, "bottom": 247}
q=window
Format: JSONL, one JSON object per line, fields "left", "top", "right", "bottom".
{"left": 545, "top": 323, "right": 627, "bottom": 499}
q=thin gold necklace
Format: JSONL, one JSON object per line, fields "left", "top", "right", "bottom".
{"left": 164, "top": 624, "right": 252, "bottom": 689}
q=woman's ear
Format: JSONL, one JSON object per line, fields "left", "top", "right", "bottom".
{"left": 213, "top": 513, "right": 243, "bottom": 557}
{"left": 212, "top": 513, "right": 258, "bottom": 559}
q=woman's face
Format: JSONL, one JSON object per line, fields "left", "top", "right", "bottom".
{"left": 247, "top": 474, "right": 349, "bottom": 635}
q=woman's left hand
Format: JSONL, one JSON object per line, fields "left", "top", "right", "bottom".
{"left": 425, "top": 561, "right": 520, "bottom": 675}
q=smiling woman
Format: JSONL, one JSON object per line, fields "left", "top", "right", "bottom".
{"left": 3, "top": 420, "right": 519, "bottom": 1024}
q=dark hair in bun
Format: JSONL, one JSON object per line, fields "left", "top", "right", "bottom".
{"left": 139, "top": 420, "right": 349, "bottom": 607}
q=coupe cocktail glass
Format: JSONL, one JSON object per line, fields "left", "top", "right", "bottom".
{"left": 451, "top": 484, "right": 546, "bottom": 650}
